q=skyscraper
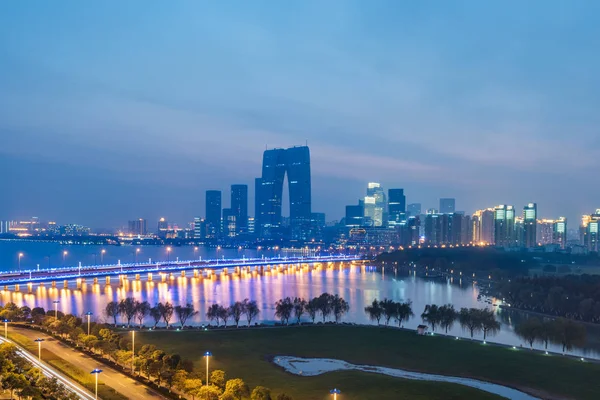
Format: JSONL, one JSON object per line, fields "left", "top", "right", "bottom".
{"left": 388, "top": 189, "right": 406, "bottom": 227}
{"left": 256, "top": 146, "right": 311, "bottom": 239}
{"left": 494, "top": 205, "right": 515, "bottom": 247}
{"left": 128, "top": 218, "right": 147, "bottom": 235}
{"left": 523, "top": 203, "right": 537, "bottom": 248}
{"left": 439, "top": 198, "right": 456, "bottom": 214}
{"left": 407, "top": 203, "right": 422, "bottom": 217}
{"left": 193, "top": 217, "right": 205, "bottom": 239}
{"left": 231, "top": 184, "right": 248, "bottom": 234}
{"left": 206, "top": 190, "right": 222, "bottom": 238}
{"left": 345, "top": 203, "right": 364, "bottom": 227}
{"left": 364, "top": 183, "right": 386, "bottom": 227}
{"left": 581, "top": 210, "right": 600, "bottom": 252}
{"left": 472, "top": 209, "right": 494, "bottom": 244}
{"left": 553, "top": 217, "right": 567, "bottom": 249}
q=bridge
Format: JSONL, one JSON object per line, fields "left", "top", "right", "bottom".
{"left": 0, "top": 255, "right": 364, "bottom": 292}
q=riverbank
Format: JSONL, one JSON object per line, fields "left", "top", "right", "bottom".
{"left": 134, "top": 324, "right": 600, "bottom": 400}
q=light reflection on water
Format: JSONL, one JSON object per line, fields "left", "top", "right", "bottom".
{"left": 2, "top": 263, "right": 599, "bottom": 359}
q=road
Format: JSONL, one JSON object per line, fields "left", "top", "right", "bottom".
{"left": 0, "top": 336, "right": 94, "bottom": 400}
{"left": 13, "top": 326, "right": 166, "bottom": 400}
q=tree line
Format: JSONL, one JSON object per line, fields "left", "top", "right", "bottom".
{"left": 274, "top": 293, "right": 349, "bottom": 324}
{"left": 514, "top": 317, "right": 587, "bottom": 353}
{"left": 496, "top": 275, "right": 600, "bottom": 323}
{"left": 14, "top": 303, "right": 294, "bottom": 400}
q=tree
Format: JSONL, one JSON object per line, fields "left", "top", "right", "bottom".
{"left": 380, "top": 298, "right": 396, "bottom": 326}
{"left": 173, "top": 369, "right": 189, "bottom": 392}
{"left": 316, "top": 293, "right": 333, "bottom": 322}
{"left": 539, "top": 320, "right": 555, "bottom": 350}
{"left": 135, "top": 301, "right": 151, "bottom": 328}
{"left": 243, "top": 299, "right": 260, "bottom": 326}
{"left": 331, "top": 294, "right": 349, "bottom": 323}
{"left": 438, "top": 304, "right": 458, "bottom": 334}
{"left": 150, "top": 306, "right": 162, "bottom": 328}
{"left": 207, "top": 304, "right": 221, "bottom": 327}
{"left": 306, "top": 298, "right": 319, "bottom": 323}
{"left": 459, "top": 308, "right": 482, "bottom": 338}
{"left": 158, "top": 302, "right": 175, "bottom": 328}
{"left": 515, "top": 317, "right": 542, "bottom": 349}
{"left": 119, "top": 298, "right": 137, "bottom": 327}
{"left": 251, "top": 386, "right": 272, "bottom": 400}
{"left": 31, "top": 307, "right": 46, "bottom": 324}
{"left": 105, "top": 301, "right": 120, "bottom": 326}
{"left": 229, "top": 302, "right": 244, "bottom": 328}
{"left": 2, "top": 372, "right": 27, "bottom": 399}
{"left": 480, "top": 309, "right": 500, "bottom": 340}
{"left": 553, "top": 318, "right": 586, "bottom": 353}
{"left": 218, "top": 306, "right": 230, "bottom": 327}
{"left": 421, "top": 304, "right": 442, "bottom": 332}
{"left": 19, "top": 306, "right": 31, "bottom": 321}
{"left": 394, "top": 301, "right": 414, "bottom": 327}
{"left": 225, "top": 378, "right": 250, "bottom": 400}
{"left": 175, "top": 303, "right": 198, "bottom": 327}
{"left": 274, "top": 298, "right": 294, "bottom": 325}
{"left": 364, "top": 299, "right": 383, "bottom": 325}
{"left": 184, "top": 378, "right": 204, "bottom": 400}
{"left": 221, "top": 392, "right": 237, "bottom": 400}
{"left": 211, "top": 370, "right": 227, "bottom": 390}
{"left": 293, "top": 297, "right": 307, "bottom": 324}
{"left": 198, "top": 384, "right": 222, "bottom": 400}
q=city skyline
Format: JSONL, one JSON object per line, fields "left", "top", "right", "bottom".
{"left": 1, "top": 1, "right": 600, "bottom": 227}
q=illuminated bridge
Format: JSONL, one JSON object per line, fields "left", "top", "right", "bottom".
{"left": 0, "top": 255, "right": 364, "bottom": 292}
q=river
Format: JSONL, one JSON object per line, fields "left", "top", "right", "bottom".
{"left": 1, "top": 240, "right": 600, "bottom": 359}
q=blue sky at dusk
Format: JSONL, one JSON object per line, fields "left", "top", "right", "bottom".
{"left": 1, "top": 1, "right": 599, "bottom": 228}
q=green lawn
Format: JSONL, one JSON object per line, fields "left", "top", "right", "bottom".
{"left": 135, "top": 325, "right": 600, "bottom": 400}
{"left": 9, "top": 331, "right": 127, "bottom": 400}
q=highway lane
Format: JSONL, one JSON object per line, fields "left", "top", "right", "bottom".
{"left": 13, "top": 326, "right": 166, "bottom": 400}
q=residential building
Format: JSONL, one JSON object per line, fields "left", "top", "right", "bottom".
{"left": 206, "top": 190, "right": 222, "bottom": 238}
{"left": 523, "top": 203, "right": 537, "bottom": 248}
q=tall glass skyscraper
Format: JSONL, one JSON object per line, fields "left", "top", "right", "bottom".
{"left": 256, "top": 146, "right": 312, "bottom": 239}
{"left": 388, "top": 188, "right": 406, "bottom": 227}
{"left": 231, "top": 184, "right": 248, "bottom": 234}
{"left": 205, "top": 190, "right": 222, "bottom": 238}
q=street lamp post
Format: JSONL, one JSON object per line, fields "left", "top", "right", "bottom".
{"left": 90, "top": 369, "right": 103, "bottom": 400}
{"left": 2, "top": 319, "right": 9, "bottom": 339}
{"left": 131, "top": 330, "right": 135, "bottom": 374}
{"left": 85, "top": 312, "right": 93, "bottom": 335}
{"left": 34, "top": 338, "right": 44, "bottom": 361}
{"left": 101, "top": 249, "right": 106, "bottom": 264}
{"left": 53, "top": 301, "right": 60, "bottom": 319}
{"left": 166, "top": 247, "right": 172, "bottom": 263}
{"left": 204, "top": 351, "right": 212, "bottom": 385}
{"left": 330, "top": 388, "right": 341, "bottom": 400}
{"left": 18, "top": 252, "right": 24, "bottom": 271}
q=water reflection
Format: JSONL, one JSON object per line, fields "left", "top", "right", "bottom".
{"left": 1, "top": 263, "right": 599, "bottom": 359}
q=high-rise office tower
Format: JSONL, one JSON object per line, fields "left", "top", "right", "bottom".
{"left": 407, "top": 203, "right": 422, "bottom": 217}
{"left": 581, "top": 210, "right": 600, "bottom": 251}
{"left": 494, "top": 205, "right": 515, "bottom": 247}
{"left": 364, "top": 183, "right": 386, "bottom": 227}
{"left": 222, "top": 208, "right": 236, "bottom": 238}
{"left": 553, "top": 217, "right": 567, "bottom": 249}
{"left": 256, "top": 146, "right": 311, "bottom": 239}
{"left": 345, "top": 203, "right": 364, "bottom": 227}
{"left": 128, "top": 218, "right": 147, "bottom": 235}
{"left": 439, "top": 198, "right": 456, "bottom": 214}
{"left": 388, "top": 189, "right": 406, "bottom": 227}
{"left": 205, "top": 190, "right": 222, "bottom": 238}
{"left": 472, "top": 209, "right": 494, "bottom": 244}
{"left": 193, "top": 217, "right": 205, "bottom": 239}
{"left": 231, "top": 184, "right": 248, "bottom": 234}
{"left": 523, "top": 203, "right": 537, "bottom": 248}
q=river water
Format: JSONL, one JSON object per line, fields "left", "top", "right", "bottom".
{"left": 1, "top": 240, "right": 600, "bottom": 359}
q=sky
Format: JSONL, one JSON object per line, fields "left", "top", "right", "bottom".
{"left": 1, "top": 1, "right": 599, "bottom": 229}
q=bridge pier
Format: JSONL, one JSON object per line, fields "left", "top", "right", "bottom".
{"left": 14, "top": 284, "right": 20, "bottom": 292}
{"left": 169, "top": 273, "right": 174, "bottom": 281}
{"left": 148, "top": 273, "right": 153, "bottom": 281}
{"left": 106, "top": 276, "right": 111, "bottom": 285}
{"left": 135, "top": 274, "right": 140, "bottom": 281}
{"left": 76, "top": 279, "right": 82, "bottom": 290}
{"left": 161, "top": 273, "right": 167, "bottom": 282}
{"left": 3, "top": 285, "right": 7, "bottom": 291}
{"left": 63, "top": 280, "right": 68, "bottom": 289}
{"left": 28, "top": 282, "right": 33, "bottom": 293}
{"left": 193, "top": 269, "right": 199, "bottom": 278}
{"left": 52, "top": 281, "right": 56, "bottom": 288}
{"left": 93, "top": 277, "right": 98, "bottom": 284}
{"left": 222, "top": 268, "right": 228, "bottom": 276}
{"left": 181, "top": 271, "right": 185, "bottom": 277}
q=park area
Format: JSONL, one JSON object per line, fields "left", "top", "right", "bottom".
{"left": 135, "top": 325, "right": 600, "bottom": 400}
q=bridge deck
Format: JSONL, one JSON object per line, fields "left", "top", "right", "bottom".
{"left": 0, "top": 255, "right": 362, "bottom": 286}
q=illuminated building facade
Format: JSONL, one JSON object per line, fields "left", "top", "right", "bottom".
{"left": 494, "top": 205, "right": 516, "bottom": 247}
{"left": 523, "top": 203, "right": 537, "bottom": 248}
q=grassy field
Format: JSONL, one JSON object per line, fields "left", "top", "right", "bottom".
{"left": 9, "top": 331, "right": 127, "bottom": 400}
{"left": 134, "top": 325, "right": 600, "bottom": 400}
